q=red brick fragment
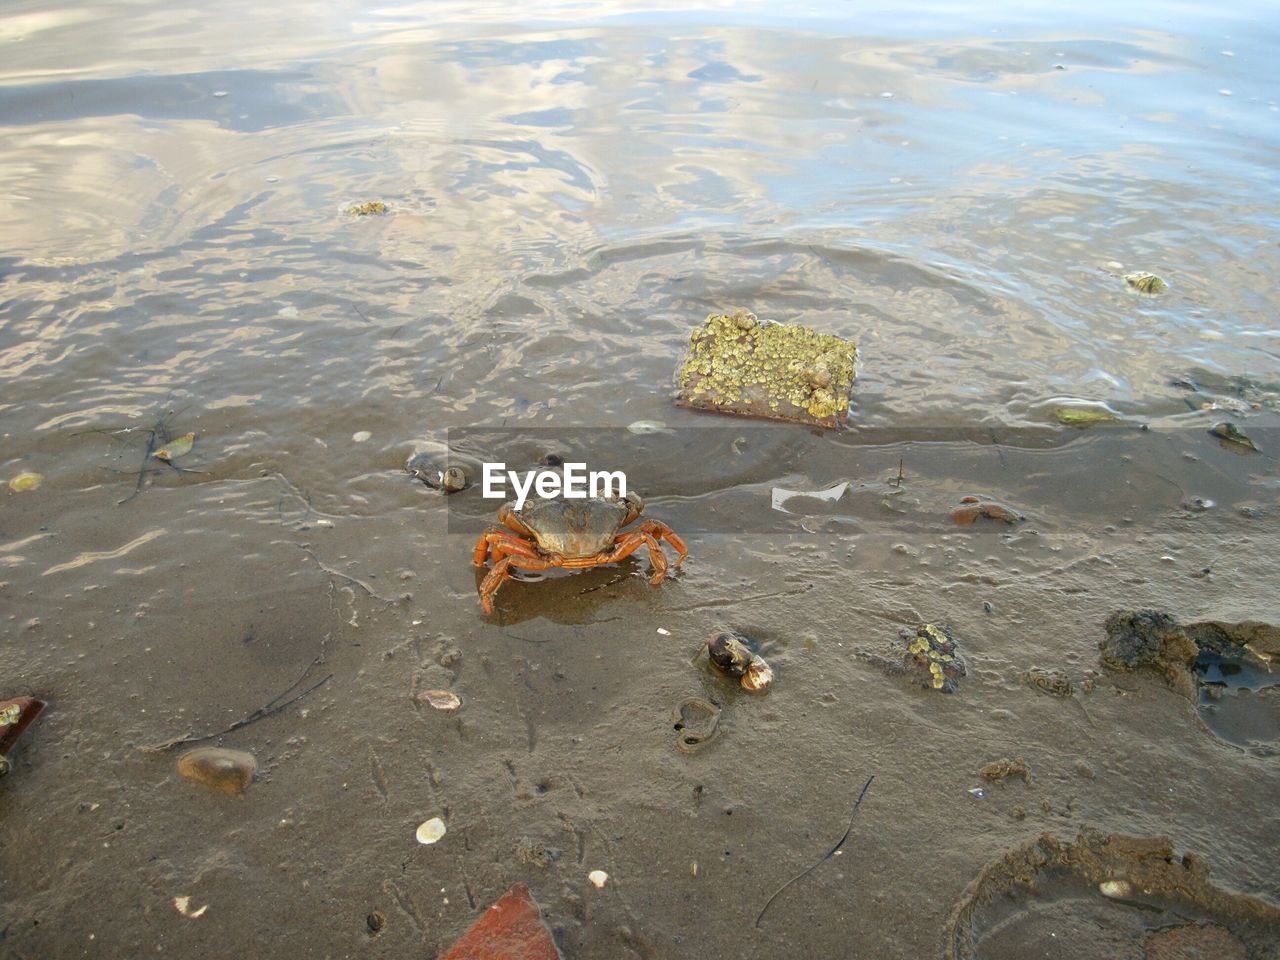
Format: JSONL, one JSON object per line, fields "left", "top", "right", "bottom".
{"left": 442, "top": 882, "right": 561, "bottom": 960}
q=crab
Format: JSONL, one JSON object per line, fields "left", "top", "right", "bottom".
{"left": 472, "top": 493, "right": 688, "bottom": 614}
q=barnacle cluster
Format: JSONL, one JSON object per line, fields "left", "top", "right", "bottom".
{"left": 1124, "top": 271, "right": 1168, "bottom": 294}
{"left": 906, "top": 623, "right": 966, "bottom": 693}
{"left": 677, "top": 310, "right": 857, "bottom": 425}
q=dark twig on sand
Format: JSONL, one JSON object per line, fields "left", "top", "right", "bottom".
{"left": 298, "top": 545, "right": 399, "bottom": 604}
{"left": 112, "top": 403, "right": 190, "bottom": 504}
{"left": 142, "top": 657, "right": 332, "bottom": 752}
{"left": 755, "top": 775, "right": 875, "bottom": 928}
{"left": 118, "top": 425, "right": 163, "bottom": 504}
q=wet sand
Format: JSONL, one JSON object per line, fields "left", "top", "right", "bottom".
{"left": 3, "top": 422, "right": 1278, "bottom": 957}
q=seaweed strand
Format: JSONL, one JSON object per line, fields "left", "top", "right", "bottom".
{"left": 755, "top": 775, "right": 875, "bottom": 928}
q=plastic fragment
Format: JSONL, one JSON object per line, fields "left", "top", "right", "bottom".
{"left": 771, "top": 481, "right": 848, "bottom": 513}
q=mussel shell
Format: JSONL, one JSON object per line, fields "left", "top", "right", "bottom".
{"left": 707, "top": 631, "right": 755, "bottom": 677}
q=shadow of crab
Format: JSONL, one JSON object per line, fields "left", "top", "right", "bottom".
{"left": 471, "top": 559, "right": 665, "bottom": 626}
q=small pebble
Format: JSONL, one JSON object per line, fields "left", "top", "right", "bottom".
{"left": 1099, "top": 879, "right": 1131, "bottom": 898}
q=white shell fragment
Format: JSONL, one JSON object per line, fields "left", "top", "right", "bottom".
{"left": 588, "top": 869, "right": 609, "bottom": 889}
{"left": 656, "top": 628, "right": 671, "bottom": 636}
{"left": 173, "top": 896, "right": 208, "bottom": 919}
{"left": 352, "top": 430, "right": 372, "bottom": 442}
{"left": 1099, "top": 879, "right": 1131, "bottom": 899}
{"left": 417, "top": 689, "right": 462, "bottom": 712}
{"left": 416, "top": 817, "right": 447, "bottom": 845}
{"left": 627, "top": 420, "right": 670, "bottom": 434}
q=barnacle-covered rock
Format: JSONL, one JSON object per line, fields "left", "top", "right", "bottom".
{"left": 676, "top": 310, "right": 857, "bottom": 427}
{"left": 1124, "top": 271, "right": 1168, "bottom": 294}
{"left": 0, "top": 696, "right": 46, "bottom": 777}
{"left": 905, "top": 624, "right": 967, "bottom": 693}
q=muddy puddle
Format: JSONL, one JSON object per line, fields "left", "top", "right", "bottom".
{"left": 2, "top": 1, "right": 1279, "bottom": 957}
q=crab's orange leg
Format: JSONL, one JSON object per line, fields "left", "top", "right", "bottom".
{"left": 601, "top": 530, "right": 670, "bottom": 585}
{"left": 478, "top": 552, "right": 560, "bottom": 614}
{"left": 473, "top": 528, "right": 540, "bottom": 567}
{"left": 632, "top": 519, "right": 688, "bottom": 569}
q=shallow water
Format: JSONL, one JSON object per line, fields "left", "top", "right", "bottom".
{"left": 2, "top": 1, "right": 1279, "bottom": 957}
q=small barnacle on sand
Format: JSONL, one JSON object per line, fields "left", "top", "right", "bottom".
{"left": 1023, "top": 667, "right": 1074, "bottom": 697}
{"left": 980, "top": 757, "right": 1032, "bottom": 783}
{"left": 1124, "top": 272, "right": 1168, "bottom": 294}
